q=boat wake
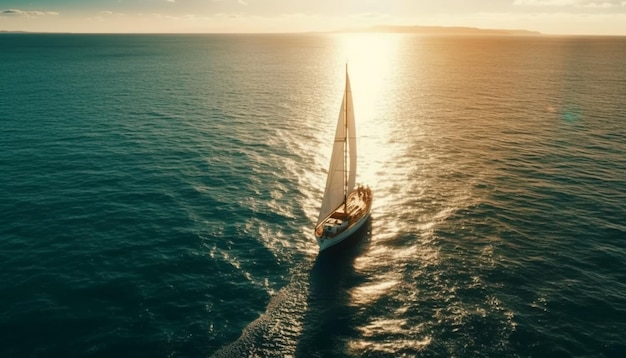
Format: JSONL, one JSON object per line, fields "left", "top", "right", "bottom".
{"left": 212, "top": 222, "right": 371, "bottom": 357}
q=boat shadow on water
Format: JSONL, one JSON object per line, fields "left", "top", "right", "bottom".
{"left": 210, "top": 219, "right": 372, "bottom": 358}
{"left": 294, "top": 218, "right": 372, "bottom": 358}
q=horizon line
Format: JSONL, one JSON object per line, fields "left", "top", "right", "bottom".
{"left": 2, "top": 24, "right": 626, "bottom": 37}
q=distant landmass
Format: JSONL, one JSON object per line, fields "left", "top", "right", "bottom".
{"left": 336, "top": 25, "right": 541, "bottom": 36}
{"left": 0, "top": 30, "right": 70, "bottom": 34}
{"left": 1, "top": 26, "right": 541, "bottom": 36}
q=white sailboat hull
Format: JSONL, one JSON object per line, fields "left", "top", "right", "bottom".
{"left": 316, "top": 209, "right": 371, "bottom": 252}
{"left": 315, "top": 186, "right": 372, "bottom": 252}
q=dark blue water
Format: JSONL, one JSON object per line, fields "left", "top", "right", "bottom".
{"left": 1, "top": 33, "right": 625, "bottom": 357}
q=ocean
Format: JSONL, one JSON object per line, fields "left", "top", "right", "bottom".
{"left": 1, "top": 33, "right": 625, "bottom": 357}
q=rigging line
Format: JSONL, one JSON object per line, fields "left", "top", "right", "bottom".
{"left": 344, "top": 64, "right": 348, "bottom": 213}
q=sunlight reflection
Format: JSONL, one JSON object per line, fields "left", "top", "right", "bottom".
{"left": 360, "top": 318, "right": 411, "bottom": 336}
{"left": 305, "top": 33, "right": 408, "bottom": 256}
{"left": 349, "top": 332, "right": 432, "bottom": 355}
{"left": 349, "top": 279, "right": 399, "bottom": 306}
{"left": 330, "top": 33, "right": 405, "bottom": 193}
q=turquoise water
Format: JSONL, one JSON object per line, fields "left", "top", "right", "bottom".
{"left": 1, "top": 33, "right": 625, "bottom": 357}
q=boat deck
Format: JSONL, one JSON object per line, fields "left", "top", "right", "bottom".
{"left": 316, "top": 186, "right": 372, "bottom": 238}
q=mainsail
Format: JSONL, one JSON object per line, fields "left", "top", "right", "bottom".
{"left": 317, "top": 70, "right": 357, "bottom": 226}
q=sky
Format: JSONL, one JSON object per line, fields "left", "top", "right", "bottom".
{"left": 1, "top": 0, "right": 625, "bottom": 35}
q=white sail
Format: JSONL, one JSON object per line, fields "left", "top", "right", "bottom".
{"left": 314, "top": 68, "right": 372, "bottom": 252}
{"left": 317, "top": 71, "right": 356, "bottom": 226}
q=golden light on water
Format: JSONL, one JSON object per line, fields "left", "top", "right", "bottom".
{"left": 306, "top": 33, "right": 406, "bottom": 230}
{"left": 350, "top": 279, "right": 399, "bottom": 305}
{"left": 331, "top": 33, "right": 406, "bottom": 197}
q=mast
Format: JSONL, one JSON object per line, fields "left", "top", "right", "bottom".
{"left": 343, "top": 64, "right": 348, "bottom": 213}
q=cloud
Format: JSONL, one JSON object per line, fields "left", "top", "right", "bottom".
{"left": 1, "top": 9, "right": 22, "bottom": 15}
{"left": 513, "top": 0, "right": 574, "bottom": 5}
{"left": 513, "top": 0, "right": 624, "bottom": 6}
{"left": 97, "top": 10, "right": 127, "bottom": 17}
{"left": 1, "top": 9, "right": 59, "bottom": 16}
{"left": 577, "top": 1, "right": 619, "bottom": 7}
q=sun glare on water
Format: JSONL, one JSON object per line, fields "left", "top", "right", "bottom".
{"left": 333, "top": 34, "right": 405, "bottom": 197}
{"left": 306, "top": 33, "right": 415, "bottom": 248}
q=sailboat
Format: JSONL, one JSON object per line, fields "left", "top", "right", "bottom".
{"left": 315, "top": 66, "right": 372, "bottom": 252}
